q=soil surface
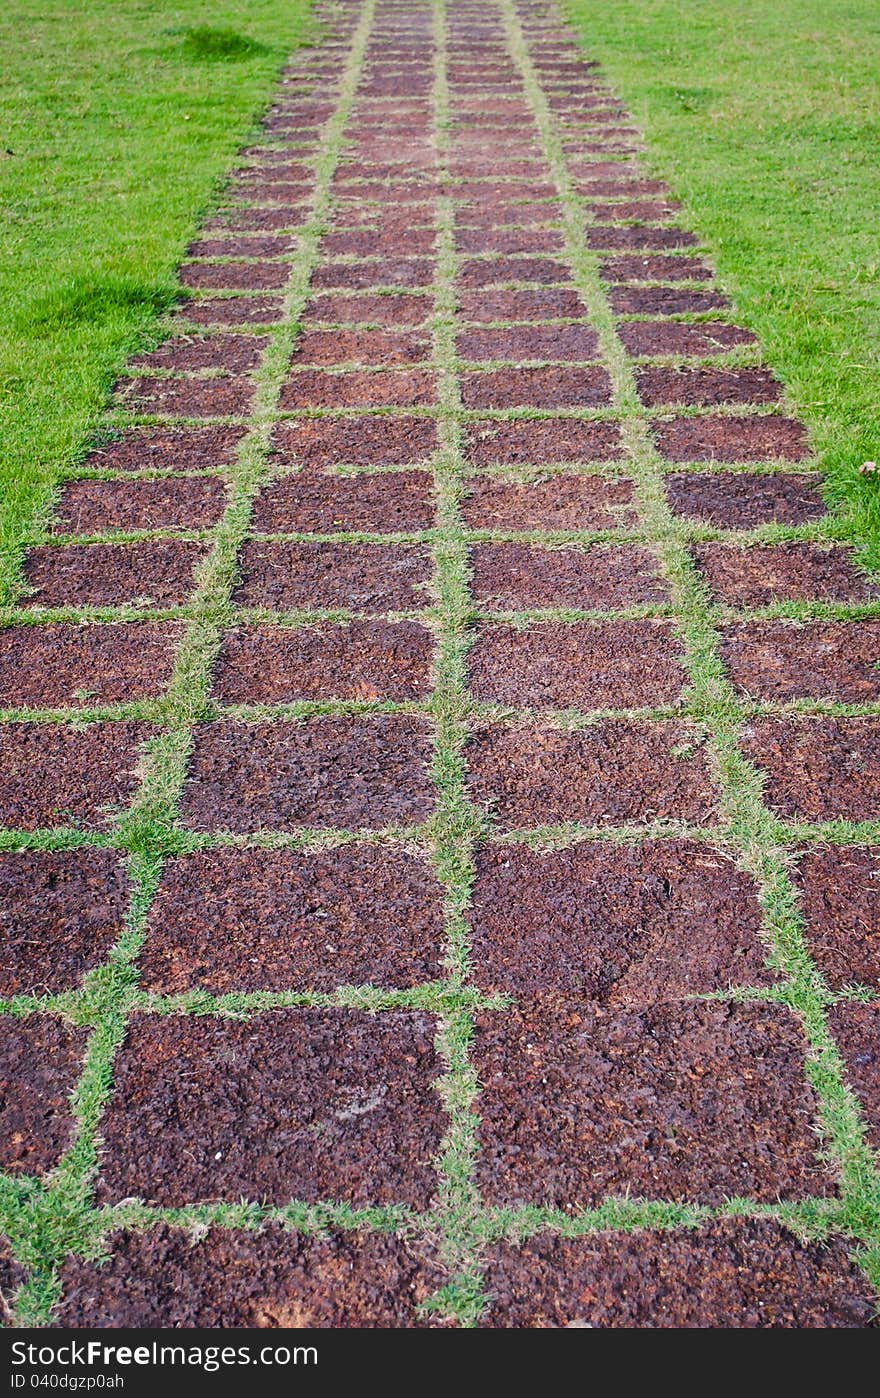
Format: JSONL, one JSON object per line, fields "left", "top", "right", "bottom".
{"left": 4, "top": 0, "right": 876, "bottom": 1330}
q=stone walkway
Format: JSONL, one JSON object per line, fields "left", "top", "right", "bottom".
{"left": 1, "top": 0, "right": 879, "bottom": 1328}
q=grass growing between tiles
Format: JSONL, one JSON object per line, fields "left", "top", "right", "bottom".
{"left": 0, "top": 0, "right": 315, "bottom": 602}
{"left": 562, "top": 0, "right": 880, "bottom": 567}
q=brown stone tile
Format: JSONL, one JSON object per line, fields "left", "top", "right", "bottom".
{"left": 313, "top": 259, "right": 434, "bottom": 290}
{"left": 0, "top": 851, "right": 129, "bottom": 995}
{"left": 141, "top": 846, "right": 444, "bottom": 993}
{"left": 467, "top": 721, "right": 716, "bottom": 828}
{"left": 235, "top": 541, "right": 430, "bottom": 613}
{"left": 458, "top": 289, "right": 587, "bottom": 321}
{"left": 80, "top": 425, "right": 245, "bottom": 474}
{"left": 720, "top": 621, "right": 880, "bottom": 702}
{"left": 474, "top": 1000, "right": 831, "bottom": 1207}
{"left": 828, "top": 1001, "right": 880, "bottom": 1151}
{"left": 179, "top": 295, "right": 285, "bottom": 326}
{"left": 465, "top": 418, "right": 622, "bottom": 465}
{"left": 666, "top": 471, "right": 825, "bottom": 527}
{"left": 638, "top": 367, "right": 781, "bottom": 408}
{"left": 23, "top": 542, "right": 204, "bottom": 609}
{"left": 97, "top": 1010, "right": 443, "bottom": 1207}
{"left": 213, "top": 621, "right": 433, "bottom": 702}
{"left": 795, "top": 847, "right": 880, "bottom": 991}
{"left": 56, "top": 1227, "right": 446, "bottom": 1328}
{"left": 457, "top": 257, "right": 571, "bottom": 289}
{"left": 469, "top": 621, "right": 687, "bottom": 709}
{"left": 121, "top": 376, "right": 255, "bottom": 418}
{"left": 619, "top": 320, "right": 754, "bottom": 357}
{"left": 470, "top": 841, "right": 769, "bottom": 1001}
{"left": 654, "top": 417, "right": 809, "bottom": 463}
{"left": 304, "top": 292, "right": 434, "bottom": 326}
{"left": 181, "top": 716, "right": 434, "bottom": 831}
{"left": 272, "top": 416, "right": 439, "bottom": 468}
{"left": 464, "top": 474, "right": 636, "bottom": 531}
{"left": 457, "top": 325, "right": 599, "bottom": 363}
{"left": 742, "top": 718, "right": 880, "bottom": 822}
{"left": 601, "top": 254, "right": 712, "bottom": 282}
{"left": 0, "top": 722, "right": 148, "bottom": 830}
{"left": 481, "top": 1221, "right": 874, "bottom": 1327}
{"left": 454, "top": 228, "right": 564, "bottom": 255}
{"left": 460, "top": 365, "right": 611, "bottom": 408}
{"left": 280, "top": 368, "right": 437, "bottom": 409}
{"left": 0, "top": 623, "right": 179, "bottom": 708}
{"left": 130, "top": 334, "right": 267, "bottom": 375}
{"left": 0, "top": 1016, "right": 87, "bottom": 1174}
{"left": 471, "top": 543, "right": 666, "bottom": 610}
{"left": 694, "top": 543, "right": 875, "bottom": 608}
{"left": 609, "top": 285, "right": 728, "bottom": 314}
{"left": 292, "top": 329, "right": 431, "bottom": 366}
{"left": 587, "top": 225, "right": 697, "bottom": 251}
{"left": 252, "top": 469, "right": 434, "bottom": 533}
{"left": 179, "top": 261, "right": 288, "bottom": 291}
{"left": 55, "top": 478, "right": 227, "bottom": 534}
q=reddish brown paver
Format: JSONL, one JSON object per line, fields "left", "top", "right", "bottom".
{"left": 181, "top": 717, "right": 434, "bottom": 831}
{"left": 23, "top": 542, "right": 205, "bottom": 609}
{"left": 56, "top": 1227, "right": 446, "bottom": 1328}
{"left": 2, "top": 0, "right": 873, "bottom": 1331}
{"left": 97, "top": 1010, "right": 443, "bottom": 1207}
{"left": 140, "top": 846, "right": 444, "bottom": 992}
{"left": 235, "top": 540, "right": 431, "bottom": 613}
{"left": 214, "top": 621, "right": 434, "bottom": 702}
{"left": 480, "top": 1221, "right": 875, "bottom": 1327}
{"left": 0, "top": 721, "right": 148, "bottom": 830}
{"left": 469, "top": 841, "right": 770, "bottom": 1000}
{"left": 474, "top": 999, "right": 831, "bottom": 1207}
{"left": 0, "top": 1016, "right": 88, "bottom": 1174}
{"left": 694, "top": 543, "right": 875, "bottom": 607}
{"left": 742, "top": 718, "right": 880, "bottom": 822}
{"left": 467, "top": 721, "right": 716, "bottom": 828}
{"left": 0, "top": 623, "right": 180, "bottom": 708}
{"left": 0, "top": 851, "right": 129, "bottom": 995}
{"left": 469, "top": 621, "right": 688, "bottom": 709}
{"left": 471, "top": 543, "right": 667, "bottom": 609}
{"left": 794, "top": 847, "right": 880, "bottom": 990}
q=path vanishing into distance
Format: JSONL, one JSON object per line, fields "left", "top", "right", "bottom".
{"left": 1, "top": 0, "right": 880, "bottom": 1328}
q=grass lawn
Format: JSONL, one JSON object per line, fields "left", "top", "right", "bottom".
{"left": 565, "top": 0, "right": 880, "bottom": 565}
{"left": 0, "top": 0, "right": 313, "bottom": 601}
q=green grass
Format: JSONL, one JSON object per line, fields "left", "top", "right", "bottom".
{"left": 0, "top": 0, "right": 314, "bottom": 602}
{"left": 563, "top": 0, "right": 880, "bottom": 565}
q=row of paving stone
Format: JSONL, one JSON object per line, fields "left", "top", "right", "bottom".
{"left": 0, "top": 0, "right": 878, "bottom": 1327}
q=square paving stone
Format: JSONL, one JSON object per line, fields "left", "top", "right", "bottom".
{"left": 272, "top": 417, "right": 439, "bottom": 468}
{"left": 471, "top": 544, "right": 667, "bottom": 610}
{"left": 181, "top": 716, "right": 434, "bottom": 831}
{"left": 0, "top": 1016, "right": 88, "bottom": 1175}
{"left": 600, "top": 254, "right": 712, "bottom": 282}
{"left": 465, "top": 418, "right": 622, "bottom": 466}
{"left": 130, "top": 333, "right": 267, "bottom": 375}
{"left": 291, "top": 329, "right": 432, "bottom": 365}
{"left": 665, "top": 471, "right": 825, "bottom": 528}
{"left": 178, "top": 261, "right": 288, "bottom": 292}
{"left": 720, "top": 621, "right": 880, "bottom": 703}
{"left": 457, "top": 325, "right": 599, "bottom": 363}
{"left": 464, "top": 474, "right": 636, "bottom": 531}
{"left": 0, "top": 722, "right": 148, "bottom": 830}
{"left": 0, "top": 851, "right": 129, "bottom": 996}
{"left": 466, "top": 721, "right": 716, "bottom": 829}
{"left": 140, "top": 846, "right": 444, "bottom": 993}
{"left": 457, "top": 257, "right": 571, "bottom": 289}
{"left": 234, "top": 541, "right": 431, "bottom": 613}
{"left": 56, "top": 1227, "right": 446, "bottom": 1328}
{"left": 473, "top": 999, "right": 831, "bottom": 1207}
{"left": 480, "top": 1220, "right": 874, "bottom": 1328}
{"left": 280, "top": 369, "right": 437, "bottom": 409}
{"left": 460, "top": 366, "right": 611, "bottom": 409}
{"left": 454, "top": 229, "right": 564, "bottom": 256}
{"left": 179, "top": 295, "right": 284, "bottom": 326}
{"left": 97, "top": 1010, "right": 444, "bottom": 1207}
{"left": 637, "top": 367, "right": 781, "bottom": 408}
{"left": 693, "top": 544, "right": 877, "bottom": 608}
{"left": 795, "top": 847, "right": 880, "bottom": 991}
{"left": 610, "top": 286, "right": 728, "bottom": 314}
{"left": 0, "top": 623, "right": 180, "bottom": 709}
{"left": 469, "top": 840, "right": 769, "bottom": 1001}
{"left": 23, "top": 542, "right": 205, "bottom": 609}
{"left": 458, "top": 289, "right": 587, "bottom": 321}
{"left": 742, "top": 718, "right": 880, "bottom": 822}
{"left": 828, "top": 1001, "right": 880, "bottom": 1151}
{"left": 54, "top": 479, "right": 227, "bottom": 535}
{"left": 80, "top": 425, "right": 245, "bottom": 474}
{"left": 469, "top": 621, "right": 687, "bottom": 710}
{"left": 304, "top": 292, "right": 434, "bottom": 326}
{"left": 654, "top": 417, "right": 809, "bottom": 463}
{"left": 214, "top": 621, "right": 433, "bottom": 702}
{"left": 251, "top": 469, "right": 435, "bottom": 533}
{"left": 120, "top": 375, "right": 255, "bottom": 419}
{"left": 313, "top": 259, "right": 434, "bottom": 290}
{"left": 618, "top": 321, "right": 755, "bottom": 357}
